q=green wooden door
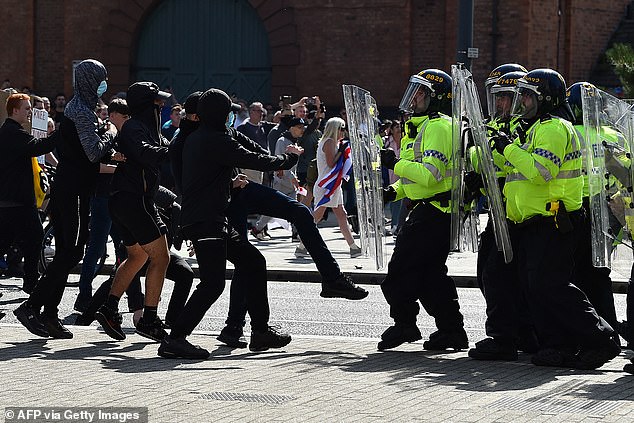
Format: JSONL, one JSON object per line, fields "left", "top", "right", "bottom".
{"left": 134, "top": 0, "right": 271, "bottom": 103}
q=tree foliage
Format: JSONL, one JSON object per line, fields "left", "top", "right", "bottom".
{"left": 606, "top": 43, "right": 634, "bottom": 97}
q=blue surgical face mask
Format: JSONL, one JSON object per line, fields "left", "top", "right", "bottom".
{"left": 97, "top": 80, "right": 107, "bottom": 97}
{"left": 226, "top": 111, "right": 235, "bottom": 128}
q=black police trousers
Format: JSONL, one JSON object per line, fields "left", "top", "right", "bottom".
{"left": 0, "top": 205, "right": 43, "bottom": 288}
{"left": 381, "top": 201, "right": 464, "bottom": 331}
{"left": 571, "top": 200, "right": 619, "bottom": 333}
{"left": 478, "top": 219, "right": 534, "bottom": 343}
{"left": 513, "top": 213, "right": 614, "bottom": 350}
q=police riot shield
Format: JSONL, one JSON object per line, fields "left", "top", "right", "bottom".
{"left": 452, "top": 64, "right": 513, "bottom": 263}
{"left": 582, "top": 86, "right": 634, "bottom": 269}
{"left": 342, "top": 85, "right": 387, "bottom": 270}
{"left": 449, "top": 66, "right": 476, "bottom": 253}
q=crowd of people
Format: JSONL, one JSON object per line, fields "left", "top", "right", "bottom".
{"left": 0, "top": 58, "right": 633, "bottom": 374}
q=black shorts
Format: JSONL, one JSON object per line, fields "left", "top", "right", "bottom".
{"left": 109, "top": 192, "right": 167, "bottom": 246}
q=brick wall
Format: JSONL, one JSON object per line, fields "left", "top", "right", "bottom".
{"left": 0, "top": 0, "right": 629, "bottom": 112}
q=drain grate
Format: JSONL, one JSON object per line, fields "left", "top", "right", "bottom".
{"left": 198, "top": 392, "right": 297, "bottom": 405}
{"left": 489, "top": 379, "right": 622, "bottom": 417}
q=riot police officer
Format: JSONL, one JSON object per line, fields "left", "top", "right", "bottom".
{"left": 565, "top": 82, "right": 621, "bottom": 344}
{"left": 494, "top": 69, "right": 619, "bottom": 369}
{"left": 379, "top": 69, "right": 468, "bottom": 352}
{"left": 468, "top": 69, "right": 539, "bottom": 361}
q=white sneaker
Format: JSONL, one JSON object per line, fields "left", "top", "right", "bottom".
{"left": 350, "top": 245, "right": 362, "bottom": 258}
{"left": 294, "top": 245, "right": 309, "bottom": 258}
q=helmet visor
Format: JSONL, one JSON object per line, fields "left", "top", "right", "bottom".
{"left": 398, "top": 74, "right": 434, "bottom": 114}
{"left": 511, "top": 86, "right": 538, "bottom": 119}
{"left": 490, "top": 85, "right": 516, "bottom": 120}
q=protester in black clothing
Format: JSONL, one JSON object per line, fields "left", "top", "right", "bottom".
{"left": 158, "top": 88, "right": 302, "bottom": 359}
{"left": 14, "top": 59, "right": 115, "bottom": 339}
{"left": 77, "top": 186, "right": 193, "bottom": 328}
{"left": 95, "top": 82, "right": 172, "bottom": 342}
{"left": 169, "top": 91, "right": 202, "bottom": 197}
{"left": 0, "top": 94, "right": 59, "bottom": 295}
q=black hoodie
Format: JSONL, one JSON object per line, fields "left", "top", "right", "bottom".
{"left": 180, "top": 89, "right": 299, "bottom": 227}
{"left": 111, "top": 87, "right": 169, "bottom": 198}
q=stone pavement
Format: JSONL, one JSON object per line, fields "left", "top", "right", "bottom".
{"left": 1, "top": 326, "right": 634, "bottom": 422}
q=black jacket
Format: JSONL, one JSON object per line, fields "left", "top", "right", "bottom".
{"left": 181, "top": 122, "right": 298, "bottom": 227}
{"left": 168, "top": 118, "right": 199, "bottom": 196}
{"left": 0, "top": 118, "right": 59, "bottom": 207}
{"left": 111, "top": 102, "right": 169, "bottom": 198}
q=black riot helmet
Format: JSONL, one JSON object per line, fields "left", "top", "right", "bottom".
{"left": 489, "top": 70, "right": 527, "bottom": 120}
{"left": 512, "top": 68, "right": 567, "bottom": 119}
{"left": 566, "top": 81, "right": 595, "bottom": 125}
{"left": 398, "top": 68, "right": 452, "bottom": 116}
{"left": 485, "top": 63, "right": 527, "bottom": 117}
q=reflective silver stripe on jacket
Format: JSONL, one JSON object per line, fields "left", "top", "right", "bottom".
{"left": 506, "top": 168, "right": 581, "bottom": 182}
{"left": 401, "top": 119, "right": 430, "bottom": 185}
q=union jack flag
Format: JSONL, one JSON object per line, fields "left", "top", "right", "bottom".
{"left": 315, "top": 143, "right": 352, "bottom": 208}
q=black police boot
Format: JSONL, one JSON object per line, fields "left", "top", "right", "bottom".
{"left": 217, "top": 324, "right": 248, "bottom": 348}
{"left": 468, "top": 337, "right": 518, "bottom": 361}
{"left": 531, "top": 347, "right": 580, "bottom": 368}
{"left": 575, "top": 338, "right": 621, "bottom": 370}
{"left": 423, "top": 329, "right": 469, "bottom": 351}
{"left": 377, "top": 324, "right": 422, "bottom": 351}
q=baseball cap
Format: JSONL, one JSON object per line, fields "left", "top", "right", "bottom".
{"left": 289, "top": 117, "right": 307, "bottom": 127}
{"left": 127, "top": 82, "right": 171, "bottom": 105}
{"left": 183, "top": 91, "right": 203, "bottom": 114}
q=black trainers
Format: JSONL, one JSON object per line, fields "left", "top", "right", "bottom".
{"left": 13, "top": 301, "right": 49, "bottom": 338}
{"left": 624, "top": 357, "right": 634, "bottom": 374}
{"left": 41, "top": 315, "right": 73, "bottom": 339}
{"left": 158, "top": 335, "right": 210, "bottom": 359}
{"left": 377, "top": 324, "right": 422, "bottom": 351}
{"left": 468, "top": 338, "right": 517, "bottom": 361}
{"left": 423, "top": 329, "right": 469, "bottom": 351}
{"left": 531, "top": 348, "right": 579, "bottom": 368}
{"left": 249, "top": 326, "right": 292, "bottom": 352}
{"left": 135, "top": 316, "right": 168, "bottom": 342}
{"left": 320, "top": 274, "right": 368, "bottom": 300}
{"left": 217, "top": 325, "right": 248, "bottom": 348}
{"left": 575, "top": 338, "right": 621, "bottom": 370}
{"left": 95, "top": 304, "right": 126, "bottom": 340}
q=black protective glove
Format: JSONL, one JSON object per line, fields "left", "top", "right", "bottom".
{"left": 492, "top": 133, "right": 512, "bottom": 155}
{"left": 338, "top": 140, "right": 349, "bottom": 154}
{"left": 463, "top": 171, "right": 484, "bottom": 204}
{"left": 383, "top": 186, "right": 397, "bottom": 204}
{"left": 464, "top": 171, "right": 484, "bottom": 193}
{"left": 380, "top": 148, "right": 400, "bottom": 170}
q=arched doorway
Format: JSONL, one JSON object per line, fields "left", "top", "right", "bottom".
{"left": 133, "top": 0, "right": 272, "bottom": 103}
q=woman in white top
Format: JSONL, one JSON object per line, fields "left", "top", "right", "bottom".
{"left": 298, "top": 117, "right": 360, "bottom": 258}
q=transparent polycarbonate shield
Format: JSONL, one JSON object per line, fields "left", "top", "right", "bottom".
{"left": 449, "top": 65, "right": 479, "bottom": 254}
{"left": 452, "top": 64, "right": 513, "bottom": 263}
{"left": 342, "top": 84, "right": 387, "bottom": 270}
{"left": 582, "top": 87, "right": 634, "bottom": 269}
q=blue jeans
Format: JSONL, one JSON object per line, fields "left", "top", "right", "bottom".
{"left": 78, "top": 196, "right": 120, "bottom": 296}
{"left": 225, "top": 182, "right": 342, "bottom": 327}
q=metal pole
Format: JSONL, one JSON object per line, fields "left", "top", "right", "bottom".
{"left": 457, "top": 0, "right": 474, "bottom": 71}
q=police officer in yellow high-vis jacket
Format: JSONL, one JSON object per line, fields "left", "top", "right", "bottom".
{"left": 494, "top": 69, "right": 619, "bottom": 369}
{"left": 378, "top": 69, "right": 467, "bottom": 352}
{"left": 467, "top": 68, "right": 540, "bottom": 361}
{"left": 565, "top": 81, "right": 621, "bottom": 344}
